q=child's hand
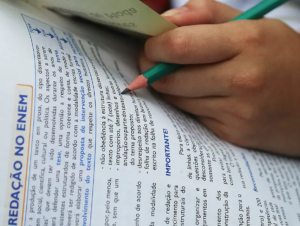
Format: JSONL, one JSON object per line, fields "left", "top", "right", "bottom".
{"left": 139, "top": 0, "right": 300, "bottom": 156}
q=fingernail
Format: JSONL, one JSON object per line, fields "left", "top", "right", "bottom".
{"left": 162, "top": 6, "right": 188, "bottom": 17}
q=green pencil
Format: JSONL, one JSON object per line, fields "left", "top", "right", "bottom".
{"left": 121, "top": 0, "right": 289, "bottom": 94}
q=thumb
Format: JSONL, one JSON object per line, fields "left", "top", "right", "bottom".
{"left": 162, "top": 0, "right": 241, "bottom": 26}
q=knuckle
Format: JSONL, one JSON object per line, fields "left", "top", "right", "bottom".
{"left": 237, "top": 106, "right": 258, "bottom": 122}
{"left": 197, "top": 0, "right": 213, "bottom": 10}
{"left": 237, "top": 105, "right": 260, "bottom": 122}
{"left": 215, "top": 105, "right": 263, "bottom": 148}
{"left": 237, "top": 21, "right": 264, "bottom": 47}
{"left": 190, "top": 0, "right": 215, "bottom": 22}
{"left": 231, "top": 68, "right": 265, "bottom": 91}
{"left": 223, "top": 103, "right": 264, "bottom": 147}
{"left": 164, "top": 29, "right": 189, "bottom": 62}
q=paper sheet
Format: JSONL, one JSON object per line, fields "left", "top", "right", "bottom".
{"left": 2, "top": 1, "right": 300, "bottom": 225}
{"left": 23, "top": 0, "right": 178, "bottom": 36}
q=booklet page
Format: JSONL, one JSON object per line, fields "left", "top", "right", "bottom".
{"left": 1, "top": 1, "right": 300, "bottom": 225}
{"left": 21, "top": 0, "right": 177, "bottom": 36}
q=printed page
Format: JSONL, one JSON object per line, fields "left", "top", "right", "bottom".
{"left": 1, "top": 1, "right": 300, "bottom": 226}
{"left": 22, "top": 0, "right": 177, "bottom": 36}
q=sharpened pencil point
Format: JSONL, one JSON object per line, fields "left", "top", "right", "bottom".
{"left": 121, "top": 88, "right": 131, "bottom": 95}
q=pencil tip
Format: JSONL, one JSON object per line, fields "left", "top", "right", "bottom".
{"left": 121, "top": 88, "right": 131, "bottom": 95}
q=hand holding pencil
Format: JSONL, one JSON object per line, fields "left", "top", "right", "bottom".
{"left": 122, "top": 0, "right": 289, "bottom": 94}
{"left": 137, "top": 0, "right": 300, "bottom": 155}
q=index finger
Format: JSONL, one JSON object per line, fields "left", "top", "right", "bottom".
{"left": 145, "top": 21, "right": 247, "bottom": 64}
